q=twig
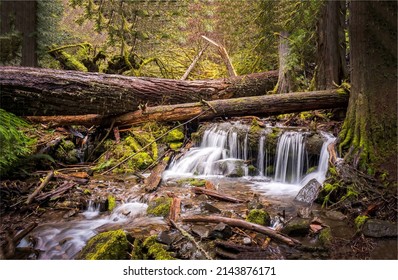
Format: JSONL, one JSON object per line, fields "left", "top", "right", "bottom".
{"left": 169, "top": 219, "right": 213, "bottom": 260}
{"left": 25, "top": 171, "right": 54, "bottom": 204}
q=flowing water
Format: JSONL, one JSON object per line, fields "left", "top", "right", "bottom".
{"left": 22, "top": 122, "right": 339, "bottom": 260}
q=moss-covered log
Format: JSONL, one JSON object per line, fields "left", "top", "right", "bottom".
{"left": 0, "top": 66, "right": 278, "bottom": 116}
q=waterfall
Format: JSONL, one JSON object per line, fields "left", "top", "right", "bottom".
{"left": 257, "top": 135, "right": 266, "bottom": 176}
{"left": 274, "top": 131, "right": 307, "bottom": 184}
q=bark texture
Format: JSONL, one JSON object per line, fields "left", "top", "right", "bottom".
{"left": 25, "top": 90, "right": 348, "bottom": 127}
{"left": 0, "top": 66, "right": 278, "bottom": 116}
{"left": 339, "top": 1, "right": 397, "bottom": 176}
{"left": 315, "top": 1, "right": 347, "bottom": 89}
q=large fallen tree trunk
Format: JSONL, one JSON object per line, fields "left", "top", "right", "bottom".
{"left": 0, "top": 66, "right": 278, "bottom": 116}
{"left": 26, "top": 90, "right": 348, "bottom": 127}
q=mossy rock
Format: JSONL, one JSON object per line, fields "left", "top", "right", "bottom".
{"left": 246, "top": 209, "right": 270, "bottom": 226}
{"left": 169, "top": 142, "right": 183, "bottom": 150}
{"left": 132, "top": 235, "right": 176, "bottom": 260}
{"left": 177, "top": 178, "right": 206, "bottom": 187}
{"left": 77, "top": 229, "right": 128, "bottom": 260}
{"left": 107, "top": 195, "right": 116, "bottom": 211}
{"left": 281, "top": 217, "right": 310, "bottom": 236}
{"left": 61, "top": 140, "right": 75, "bottom": 151}
{"left": 128, "top": 152, "right": 153, "bottom": 170}
{"left": 165, "top": 129, "right": 184, "bottom": 143}
{"left": 147, "top": 197, "right": 172, "bottom": 217}
{"left": 318, "top": 227, "right": 332, "bottom": 247}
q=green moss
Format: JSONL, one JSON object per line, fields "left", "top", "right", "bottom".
{"left": 165, "top": 129, "right": 184, "bottom": 143}
{"left": 354, "top": 215, "right": 369, "bottom": 230}
{"left": 107, "top": 195, "right": 116, "bottom": 211}
{"left": 177, "top": 178, "right": 206, "bottom": 187}
{"left": 169, "top": 142, "right": 183, "bottom": 150}
{"left": 83, "top": 189, "right": 91, "bottom": 195}
{"left": 61, "top": 140, "right": 75, "bottom": 151}
{"left": 134, "top": 235, "right": 176, "bottom": 260}
{"left": 147, "top": 197, "right": 172, "bottom": 217}
{"left": 341, "top": 186, "right": 358, "bottom": 201}
{"left": 306, "top": 166, "right": 318, "bottom": 174}
{"left": 246, "top": 209, "right": 270, "bottom": 226}
{"left": 129, "top": 152, "right": 153, "bottom": 170}
{"left": 77, "top": 230, "right": 128, "bottom": 260}
{"left": 125, "top": 136, "right": 142, "bottom": 152}
{"left": 318, "top": 227, "right": 332, "bottom": 247}
{"left": 328, "top": 166, "right": 338, "bottom": 176}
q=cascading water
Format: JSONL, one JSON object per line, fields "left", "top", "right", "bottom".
{"left": 274, "top": 131, "right": 308, "bottom": 184}
{"left": 18, "top": 202, "right": 164, "bottom": 260}
{"left": 164, "top": 122, "right": 335, "bottom": 197}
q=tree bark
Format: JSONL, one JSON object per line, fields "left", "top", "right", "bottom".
{"left": 315, "top": 1, "right": 347, "bottom": 90}
{"left": 26, "top": 90, "right": 348, "bottom": 127}
{"left": 0, "top": 66, "right": 278, "bottom": 116}
{"left": 339, "top": 1, "right": 397, "bottom": 178}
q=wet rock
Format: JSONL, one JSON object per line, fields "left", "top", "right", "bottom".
{"left": 297, "top": 207, "right": 312, "bottom": 218}
{"left": 325, "top": 210, "right": 347, "bottom": 221}
{"left": 157, "top": 231, "right": 173, "bottom": 246}
{"left": 191, "top": 225, "right": 210, "bottom": 239}
{"left": 210, "top": 222, "right": 233, "bottom": 239}
{"left": 305, "top": 134, "right": 324, "bottom": 155}
{"left": 362, "top": 219, "right": 397, "bottom": 238}
{"left": 63, "top": 209, "right": 78, "bottom": 219}
{"left": 243, "top": 237, "right": 252, "bottom": 245}
{"left": 146, "top": 196, "right": 172, "bottom": 218}
{"left": 77, "top": 229, "right": 128, "bottom": 260}
{"left": 200, "top": 202, "right": 221, "bottom": 214}
{"left": 247, "top": 193, "right": 264, "bottom": 210}
{"left": 281, "top": 217, "right": 310, "bottom": 236}
{"left": 294, "top": 179, "right": 321, "bottom": 204}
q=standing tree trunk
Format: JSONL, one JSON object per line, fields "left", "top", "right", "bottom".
{"left": 339, "top": 1, "right": 397, "bottom": 179}
{"left": 315, "top": 0, "right": 347, "bottom": 90}
{"left": 0, "top": 1, "right": 37, "bottom": 66}
{"left": 275, "top": 31, "right": 295, "bottom": 94}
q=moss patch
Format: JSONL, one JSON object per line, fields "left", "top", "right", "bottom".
{"left": 132, "top": 235, "right": 176, "bottom": 260}
{"left": 77, "top": 229, "right": 128, "bottom": 260}
{"left": 246, "top": 209, "right": 270, "bottom": 226}
{"left": 147, "top": 197, "right": 172, "bottom": 217}
{"left": 107, "top": 195, "right": 116, "bottom": 211}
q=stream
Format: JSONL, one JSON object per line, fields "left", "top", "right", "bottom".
{"left": 17, "top": 123, "right": 396, "bottom": 259}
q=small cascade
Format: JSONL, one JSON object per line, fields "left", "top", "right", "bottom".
{"left": 274, "top": 131, "right": 308, "bottom": 184}
{"left": 19, "top": 202, "right": 155, "bottom": 260}
{"left": 165, "top": 123, "right": 250, "bottom": 177}
{"left": 257, "top": 135, "right": 266, "bottom": 176}
{"left": 82, "top": 200, "right": 100, "bottom": 219}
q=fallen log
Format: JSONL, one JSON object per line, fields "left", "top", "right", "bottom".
{"left": 25, "top": 170, "right": 54, "bottom": 204}
{"left": 25, "top": 89, "right": 348, "bottom": 127}
{"left": 182, "top": 215, "right": 301, "bottom": 246}
{"left": 0, "top": 66, "right": 278, "bottom": 116}
{"left": 191, "top": 187, "right": 245, "bottom": 203}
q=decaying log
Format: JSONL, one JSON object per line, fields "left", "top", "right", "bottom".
{"left": 0, "top": 66, "right": 278, "bottom": 116}
{"left": 182, "top": 215, "right": 301, "bottom": 246}
{"left": 144, "top": 152, "right": 172, "bottom": 192}
{"left": 114, "top": 89, "right": 348, "bottom": 127}
{"left": 25, "top": 171, "right": 54, "bottom": 204}
{"left": 35, "top": 181, "right": 76, "bottom": 202}
{"left": 191, "top": 187, "right": 245, "bottom": 203}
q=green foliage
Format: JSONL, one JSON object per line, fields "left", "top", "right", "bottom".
{"left": 0, "top": 109, "right": 35, "bottom": 176}
{"left": 107, "top": 195, "right": 116, "bottom": 212}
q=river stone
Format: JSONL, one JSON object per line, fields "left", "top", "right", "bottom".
{"left": 200, "top": 202, "right": 221, "bottom": 214}
{"left": 281, "top": 217, "right": 310, "bottom": 236}
{"left": 325, "top": 210, "right": 347, "bottom": 221}
{"left": 362, "top": 219, "right": 397, "bottom": 238}
{"left": 157, "top": 231, "right": 173, "bottom": 245}
{"left": 210, "top": 222, "right": 233, "bottom": 239}
{"left": 191, "top": 225, "right": 210, "bottom": 239}
{"left": 294, "top": 179, "right": 322, "bottom": 204}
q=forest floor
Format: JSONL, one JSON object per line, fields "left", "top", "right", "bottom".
{"left": 0, "top": 112, "right": 396, "bottom": 260}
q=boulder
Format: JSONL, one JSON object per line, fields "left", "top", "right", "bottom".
{"left": 362, "top": 219, "right": 397, "bottom": 238}
{"left": 294, "top": 179, "right": 322, "bottom": 204}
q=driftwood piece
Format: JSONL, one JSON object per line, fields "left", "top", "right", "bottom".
{"left": 182, "top": 215, "right": 301, "bottom": 246}
{"left": 54, "top": 172, "right": 89, "bottom": 184}
{"left": 35, "top": 181, "right": 76, "bottom": 202}
{"left": 0, "top": 66, "right": 277, "bottom": 116}
{"left": 144, "top": 152, "right": 172, "bottom": 192}
{"left": 191, "top": 187, "right": 245, "bottom": 203}
{"left": 25, "top": 171, "right": 54, "bottom": 204}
